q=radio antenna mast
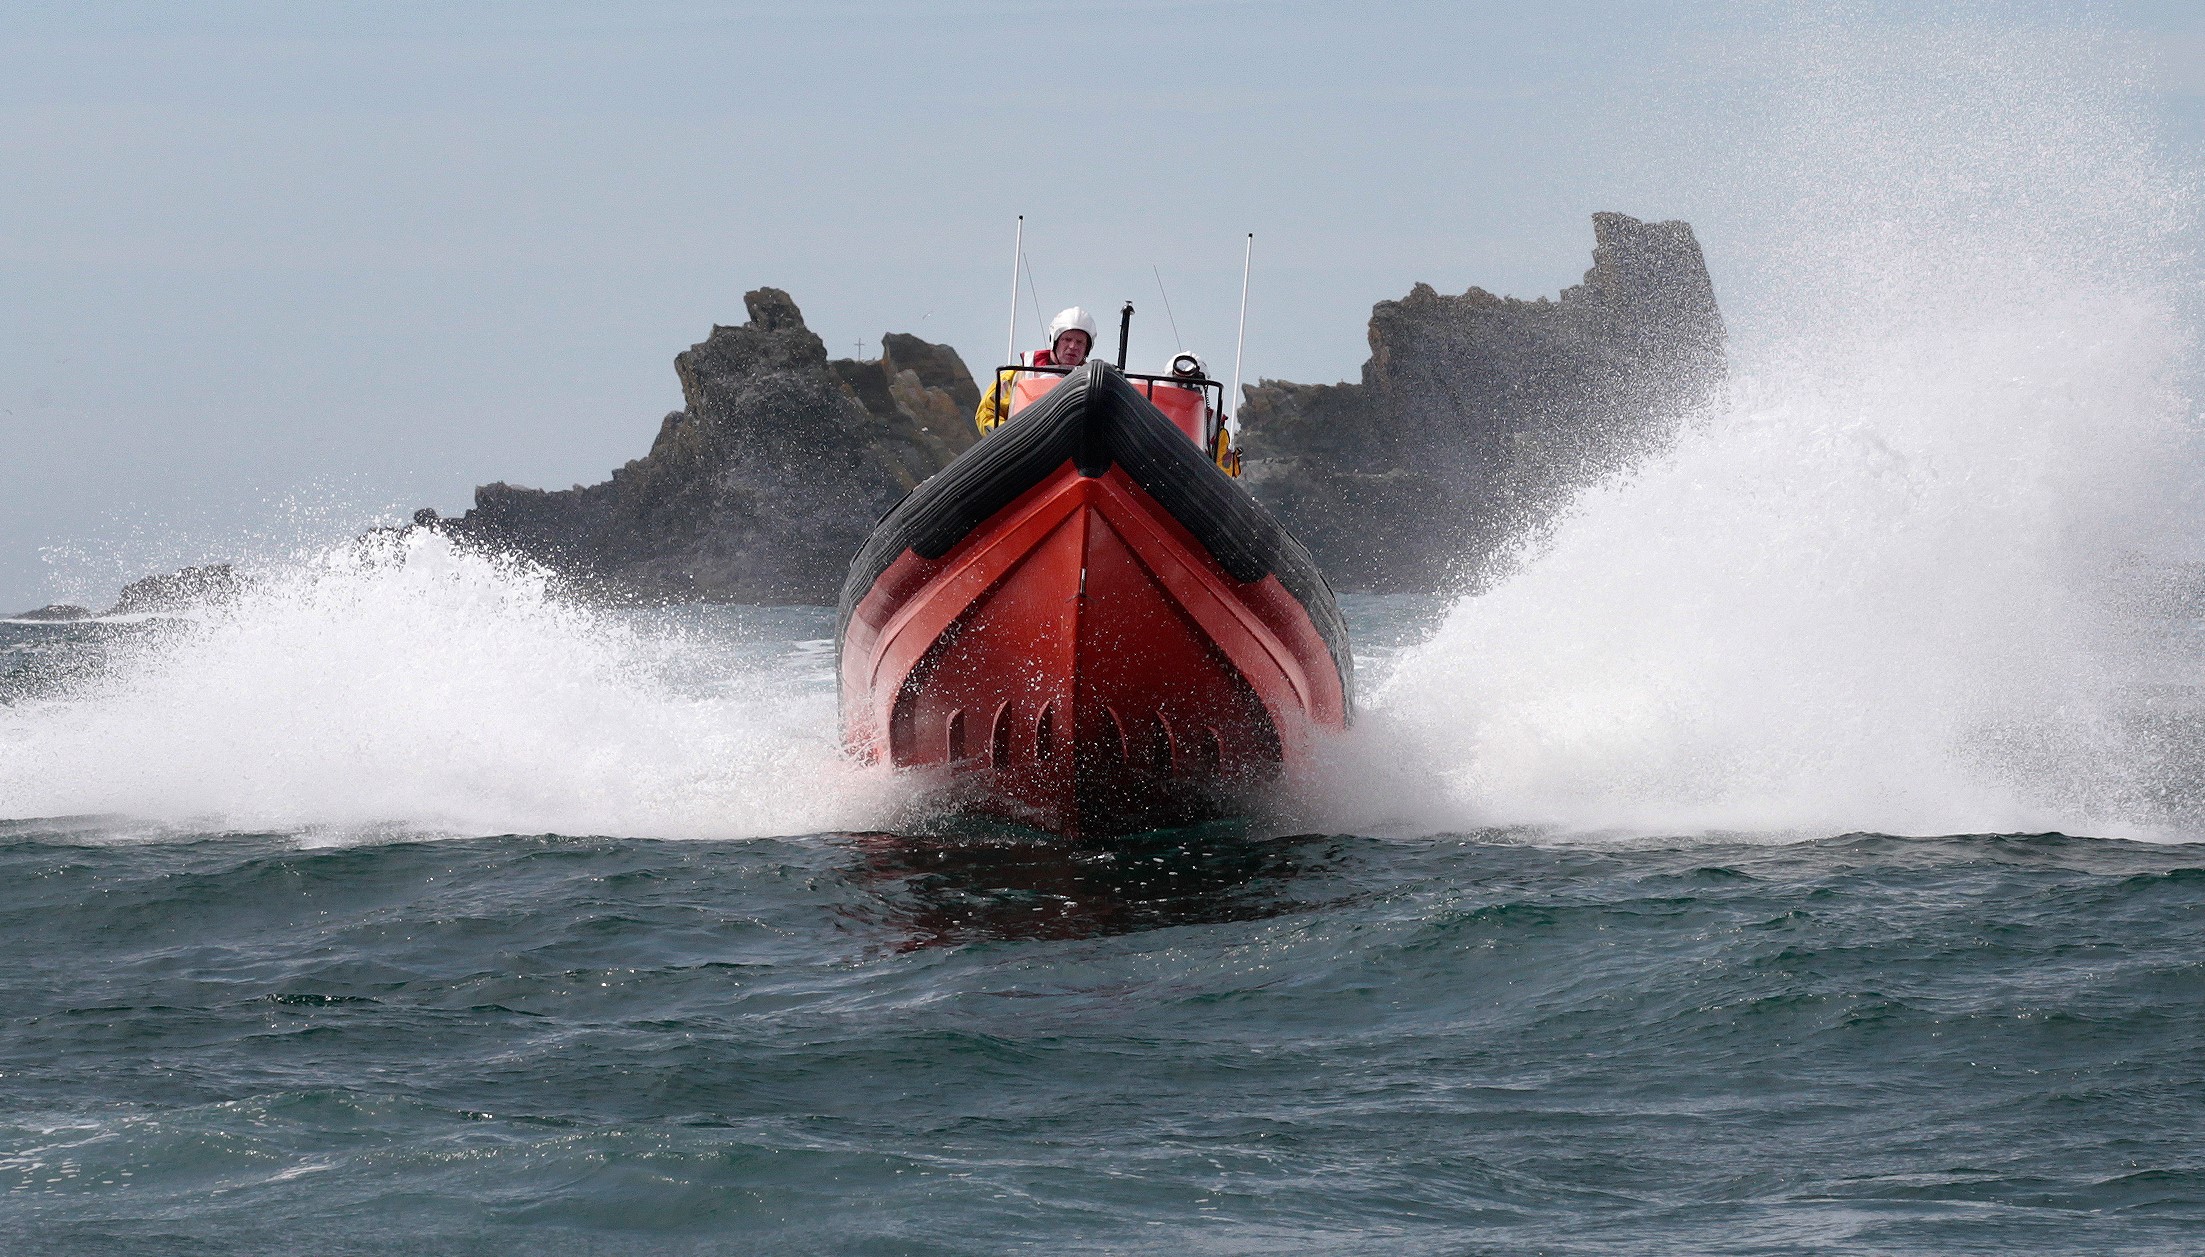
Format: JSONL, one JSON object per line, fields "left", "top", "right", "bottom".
{"left": 1004, "top": 216, "right": 1024, "bottom": 364}
{"left": 1151, "top": 264, "right": 1184, "bottom": 350}
{"left": 1228, "top": 233, "right": 1253, "bottom": 434}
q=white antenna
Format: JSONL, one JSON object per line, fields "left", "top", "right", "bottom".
{"left": 1022, "top": 249, "right": 1046, "bottom": 339}
{"left": 1004, "top": 216, "right": 1024, "bottom": 365}
{"left": 1228, "top": 232, "right": 1253, "bottom": 435}
{"left": 1151, "top": 264, "right": 1184, "bottom": 351}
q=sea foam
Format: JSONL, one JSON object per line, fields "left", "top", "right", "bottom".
{"left": 1345, "top": 24, "right": 2201, "bottom": 839}
{"left": 0, "top": 530, "right": 893, "bottom": 840}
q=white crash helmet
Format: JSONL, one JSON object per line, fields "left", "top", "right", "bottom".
{"left": 1045, "top": 306, "right": 1099, "bottom": 348}
{"left": 1166, "top": 352, "right": 1209, "bottom": 379}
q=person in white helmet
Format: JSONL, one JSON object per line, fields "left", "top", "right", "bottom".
{"left": 1154, "top": 351, "right": 1239, "bottom": 475}
{"left": 1043, "top": 307, "right": 1097, "bottom": 367}
{"left": 975, "top": 306, "right": 1098, "bottom": 435}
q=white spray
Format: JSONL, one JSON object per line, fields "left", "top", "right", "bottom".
{"left": 1347, "top": 23, "right": 2200, "bottom": 839}
{"left": 0, "top": 530, "right": 893, "bottom": 840}
{"left": 5, "top": 23, "right": 2198, "bottom": 846}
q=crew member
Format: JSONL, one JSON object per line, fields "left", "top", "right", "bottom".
{"left": 1163, "top": 351, "right": 1207, "bottom": 385}
{"left": 1159, "top": 351, "right": 1239, "bottom": 475}
{"left": 975, "top": 306, "right": 1097, "bottom": 435}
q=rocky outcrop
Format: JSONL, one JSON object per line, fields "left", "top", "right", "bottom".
{"left": 109, "top": 563, "right": 244, "bottom": 615}
{"left": 454, "top": 215, "right": 1724, "bottom": 602}
{"left": 32, "top": 225, "right": 1724, "bottom": 615}
{"left": 8, "top": 564, "right": 245, "bottom": 622}
{"left": 1238, "top": 212, "right": 1727, "bottom": 592}
{"left": 449, "top": 289, "right": 981, "bottom": 604}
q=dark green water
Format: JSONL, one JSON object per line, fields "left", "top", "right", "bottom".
{"left": 1, "top": 825, "right": 2200, "bottom": 1254}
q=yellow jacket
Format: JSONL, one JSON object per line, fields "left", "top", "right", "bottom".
{"left": 974, "top": 357, "right": 1067, "bottom": 436}
{"left": 973, "top": 369, "right": 1013, "bottom": 436}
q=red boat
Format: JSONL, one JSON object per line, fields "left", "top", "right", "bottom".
{"left": 836, "top": 358, "right": 1351, "bottom": 838}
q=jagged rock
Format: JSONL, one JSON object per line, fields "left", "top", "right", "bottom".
{"left": 450, "top": 289, "right": 980, "bottom": 604}
{"left": 833, "top": 333, "right": 982, "bottom": 470}
{"left": 1238, "top": 212, "right": 1727, "bottom": 592}
{"left": 12, "top": 605, "right": 91, "bottom": 622}
{"left": 440, "top": 219, "right": 1722, "bottom": 605}
{"left": 108, "top": 564, "right": 243, "bottom": 615}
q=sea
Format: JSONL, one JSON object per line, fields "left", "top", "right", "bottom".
{"left": 7, "top": 22, "right": 2205, "bottom": 1257}
{"left": 1, "top": 564, "right": 2202, "bottom": 1255}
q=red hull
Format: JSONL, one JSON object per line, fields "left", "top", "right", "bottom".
{"left": 838, "top": 363, "right": 1350, "bottom": 839}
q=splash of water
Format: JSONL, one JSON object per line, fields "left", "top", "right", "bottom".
{"left": 1353, "top": 23, "right": 2200, "bottom": 838}
{"left": 0, "top": 530, "right": 893, "bottom": 840}
{"left": 8, "top": 22, "right": 2198, "bottom": 846}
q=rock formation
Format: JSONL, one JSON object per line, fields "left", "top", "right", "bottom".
{"left": 1237, "top": 212, "right": 1727, "bottom": 592}
{"left": 448, "top": 289, "right": 981, "bottom": 604}
{"left": 452, "top": 217, "right": 1723, "bottom": 602}
{"left": 40, "top": 217, "right": 1722, "bottom": 615}
{"left": 109, "top": 563, "right": 244, "bottom": 615}
{"left": 8, "top": 565, "right": 245, "bottom": 621}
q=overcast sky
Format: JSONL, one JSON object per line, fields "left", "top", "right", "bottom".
{"left": 4, "top": 0, "right": 2203, "bottom": 610}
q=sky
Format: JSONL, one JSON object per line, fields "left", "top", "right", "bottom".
{"left": 4, "top": 0, "right": 2204, "bottom": 610}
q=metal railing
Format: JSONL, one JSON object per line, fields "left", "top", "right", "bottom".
{"left": 988, "top": 363, "right": 1227, "bottom": 423}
